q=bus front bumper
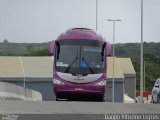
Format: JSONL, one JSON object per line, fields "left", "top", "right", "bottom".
{"left": 53, "top": 84, "right": 105, "bottom": 100}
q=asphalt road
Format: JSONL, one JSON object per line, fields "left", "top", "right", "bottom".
{"left": 0, "top": 100, "right": 160, "bottom": 114}
{"left": 0, "top": 101, "right": 160, "bottom": 120}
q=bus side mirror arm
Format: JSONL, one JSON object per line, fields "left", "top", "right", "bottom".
{"left": 50, "top": 40, "right": 56, "bottom": 56}
{"left": 106, "top": 42, "right": 111, "bottom": 56}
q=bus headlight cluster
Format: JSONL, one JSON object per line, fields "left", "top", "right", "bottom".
{"left": 94, "top": 80, "right": 106, "bottom": 86}
{"left": 53, "top": 79, "right": 64, "bottom": 85}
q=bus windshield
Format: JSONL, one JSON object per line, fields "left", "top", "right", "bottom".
{"left": 55, "top": 40, "right": 105, "bottom": 75}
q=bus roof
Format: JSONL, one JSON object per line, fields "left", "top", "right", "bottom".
{"left": 56, "top": 28, "right": 106, "bottom": 42}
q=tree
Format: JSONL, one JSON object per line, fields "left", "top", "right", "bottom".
{"left": 3, "top": 39, "right": 9, "bottom": 44}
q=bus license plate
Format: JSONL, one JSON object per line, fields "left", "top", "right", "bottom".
{"left": 75, "top": 88, "right": 83, "bottom": 91}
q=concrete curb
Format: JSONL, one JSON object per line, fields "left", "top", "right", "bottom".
{"left": 0, "top": 82, "right": 42, "bottom": 101}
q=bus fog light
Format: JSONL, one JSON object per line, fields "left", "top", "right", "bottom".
{"left": 53, "top": 79, "right": 64, "bottom": 85}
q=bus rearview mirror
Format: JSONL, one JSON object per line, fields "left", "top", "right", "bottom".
{"left": 50, "top": 41, "right": 55, "bottom": 56}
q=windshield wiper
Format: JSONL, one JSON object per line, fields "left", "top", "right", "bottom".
{"left": 82, "top": 57, "right": 95, "bottom": 74}
{"left": 65, "top": 56, "right": 78, "bottom": 73}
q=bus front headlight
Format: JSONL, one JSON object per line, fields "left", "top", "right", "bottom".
{"left": 53, "top": 79, "right": 64, "bottom": 85}
{"left": 94, "top": 80, "right": 106, "bottom": 86}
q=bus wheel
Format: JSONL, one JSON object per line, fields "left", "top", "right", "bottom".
{"left": 98, "top": 96, "right": 105, "bottom": 102}
{"left": 56, "top": 97, "right": 59, "bottom": 101}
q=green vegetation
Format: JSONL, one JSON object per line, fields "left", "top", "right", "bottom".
{"left": 115, "top": 42, "right": 160, "bottom": 91}
{"left": 0, "top": 41, "right": 160, "bottom": 91}
{"left": 0, "top": 41, "right": 50, "bottom": 56}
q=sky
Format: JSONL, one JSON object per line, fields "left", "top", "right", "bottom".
{"left": 0, "top": 0, "right": 160, "bottom": 43}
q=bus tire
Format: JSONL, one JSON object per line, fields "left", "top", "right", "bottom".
{"left": 56, "top": 97, "right": 59, "bottom": 101}
{"left": 98, "top": 96, "right": 105, "bottom": 102}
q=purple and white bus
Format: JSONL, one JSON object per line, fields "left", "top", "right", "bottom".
{"left": 50, "top": 28, "right": 111, "bottom": 101}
